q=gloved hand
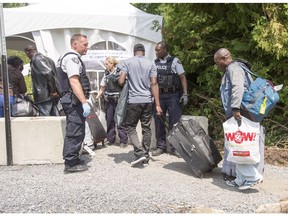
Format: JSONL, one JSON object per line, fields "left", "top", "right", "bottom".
{"left": 179, "top": 94, "right": 189, "bottom": 106}
{"left": 82, "top": 102, "right": 91, "bottom": 117}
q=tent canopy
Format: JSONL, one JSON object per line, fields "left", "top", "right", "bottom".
{"left": 3, "top": 2, "right": 162, "bottom": 63}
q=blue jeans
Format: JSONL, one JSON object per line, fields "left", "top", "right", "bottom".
{"left": 36, "top": 99, "right": 59, "bottom": 116}
{"left": 0, "top": 94, "right": 14, "bottom": 117}
{"left": 235, "top": 164, "right": 263, "bottom": 186}
{"left": 153, "top": 92, "right": 182, "bottom": 150}
{"left": 125, "top": 103, "right": 153, "bottom": 159}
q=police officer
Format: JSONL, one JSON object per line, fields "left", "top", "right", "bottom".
{"left": 96, "top": 56, "right": 128, "bottom": 148}
{"left": 56, "top": 34, "right": 91, "bottom": 173}
{"left": 152, "top": 41, "right": 188, "bottom": 157}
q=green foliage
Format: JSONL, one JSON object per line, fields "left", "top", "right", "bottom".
{"left": 24, "top": 75, "right": 33, "bottom": 99}
{"left": 7, "top": 50, "right": 30, "bottom": 64}
{"left": 133, "top": 3, "right": 288, "bottom": 147}
{"left": 3, "top": 3, "right": 28, "bottom": 8}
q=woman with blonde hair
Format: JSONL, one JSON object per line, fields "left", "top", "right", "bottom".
{"left": 96, "top": 56, "right": 128, "bottom": 148}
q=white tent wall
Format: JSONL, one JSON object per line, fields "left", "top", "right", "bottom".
{"left": 33, "top": 28, "right": 158, "bottom": 63}
{"left": 3, "top": 2, "right": 163, "bottom": 62}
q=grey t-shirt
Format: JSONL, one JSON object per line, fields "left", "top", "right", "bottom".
{"left": 119, "top": 56, "right": 157, "bottom": 104}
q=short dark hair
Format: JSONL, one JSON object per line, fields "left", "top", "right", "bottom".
{"left": 24, "top": 44, "right": 37, "bottom": 53}
{"left": 70, "top": 34, "right": 87, "bottom": 46}
{"left": 156, "top": 41, "right": 168, "bottom": 51}
{"left": 8, "top": 56, "right": 24, "bottom": 68}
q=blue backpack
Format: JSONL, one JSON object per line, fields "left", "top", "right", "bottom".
{"left": 240, "top": 66, "right": 280, "bottom": 122}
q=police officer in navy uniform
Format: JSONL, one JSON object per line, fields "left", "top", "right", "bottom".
{"left": 152, "top": 41, "right": 188, "bottom": 157}
{"left": 56, "top": 34, "right": 91, "bottom": 173}
{"left": 96, "top": 56, "right": 128, "bottom": 148}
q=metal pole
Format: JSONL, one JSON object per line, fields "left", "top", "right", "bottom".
{"left": 0, "top": 4, "right": 13, "bottom": 165}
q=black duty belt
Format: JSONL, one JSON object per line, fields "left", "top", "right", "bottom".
{"left": 104, "top": 94, "right": 119, "bottom": 101}
{"left": 159, "top": 87, "right": 179, "bottom": 94}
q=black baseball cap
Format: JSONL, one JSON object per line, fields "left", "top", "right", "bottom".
{"left": 134, "top": 43, "right": 145, "bottom": 52}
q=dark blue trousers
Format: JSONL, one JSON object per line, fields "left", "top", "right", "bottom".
{"left": 61, "top": 93, "right": 85, "bottom": 166}
{"left": 153, "top": 92, "right": 182, "bottom": 150}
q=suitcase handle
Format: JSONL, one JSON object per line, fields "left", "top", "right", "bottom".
{"left": 179, "top": 141, "right": 193, "bottom": 158}
{"left": 178, "top": 123, "right": 212, "bottom": 166}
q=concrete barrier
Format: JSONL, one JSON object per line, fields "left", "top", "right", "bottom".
{"left": 0, "top": 115, "right": 208, "bottom": 165}
{"left": 0, "top": 117, "right": 66, "bottom": 165}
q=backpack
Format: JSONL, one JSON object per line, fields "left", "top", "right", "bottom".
{"left": 239, "top": 65, "right": 280, "bottom": 122}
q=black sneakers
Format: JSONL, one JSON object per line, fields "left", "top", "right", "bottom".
{"left": 119, "top": 143, "right": 127, "bottom": 149}
{"left": 131, "top": 156, "right": 146, "bottom": 167}
{"left": 76, "top": 158, "right": 86, "bottom": 165}
{"left": 64, "top": 164, "right": 88, "bottom": 173}
{"left": 152, "top": 148, "right": 165, "bottom": 156}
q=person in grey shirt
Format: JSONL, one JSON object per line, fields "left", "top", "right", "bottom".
{"left": 214, "top": 48, "right": 263, "bottom": 190}
{"left": 118, "top": 43, "right": 162, "bottom": 167}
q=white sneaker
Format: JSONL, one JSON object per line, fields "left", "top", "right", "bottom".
{"left": 83, "top": 145, "right": 95, "bottom": 156}
{"left": 131, "top": 156, "right": 146, "bottom": 167}
{"left": 225, "top": 180, "right": 239, "bottom": 188}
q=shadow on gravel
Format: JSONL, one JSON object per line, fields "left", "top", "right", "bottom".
{"left": 162, "top": 161, "right": 262, "bottom": 194}
{"left": 108, "top": 150, "right": 134, "bottom": 164}
{"left": 163, "top": 162, "right": 195, "bottom": 177}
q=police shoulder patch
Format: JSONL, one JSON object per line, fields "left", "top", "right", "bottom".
{"left": 71, "top": 57, "right": 79, "bottom": 64}
{"left": 177, "top": 59, "right": 182, "bottom": 65}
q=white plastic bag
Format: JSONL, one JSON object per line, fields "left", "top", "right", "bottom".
{"left": 223, "top": 116, "right": 260, "bottom": 164}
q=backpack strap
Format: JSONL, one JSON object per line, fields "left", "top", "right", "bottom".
{"left": 236, "top": 62, "right": 259, "bottom": 78}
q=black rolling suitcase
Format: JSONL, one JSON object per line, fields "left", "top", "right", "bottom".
{"left": 164, "top": 116, "right": 222, "bottom": 178}
{"left": 86, "top": 103, "right": 107, "bottom": 145}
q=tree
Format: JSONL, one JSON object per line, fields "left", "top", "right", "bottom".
{"left": 134, "top": 3, "right": 288, "bottom": 146}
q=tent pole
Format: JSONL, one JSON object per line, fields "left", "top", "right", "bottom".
{"left": 0, "top": 3, "right": 13, "bottom": 166}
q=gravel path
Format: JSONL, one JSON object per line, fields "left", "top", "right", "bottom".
{"left": 0, "top": 144, "right": 287, "bottom": 213}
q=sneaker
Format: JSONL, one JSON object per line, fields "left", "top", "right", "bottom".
{"left": 225, "top": 180, "right": 239, "bottom": 188}
{"left": 238, "top": 181, "right": 256, "bottom": 190}
{"left": 142, "top": 156, "right": 150, "bottom": 166}
{"left": 152, "top": 148, "right": 165, "bottom": 156}
{"left": 119, "top": 143, "right": 127, "bottom": 149}
{"left": 88, "top": 145, "right": 96, "bottom": 151}
{"left": 76, "top": 158, "right": 86, "bottom": 165}
{"left": 83, "top": 145, "right": 95, "bottom": 156}
{"left": 64, "top": 164, "right": 88, "bottom": 173}
{"left": 238, "top": 177, "right": 263, "bottom": 190}
{"left": 257, "top": 176, "right": 264, "bottom": 184}
{"left": 104, "top": 140, "right": 114, "bottom": 146}
{"left": 131, "top": 156, "right": 146, "bottom": 167}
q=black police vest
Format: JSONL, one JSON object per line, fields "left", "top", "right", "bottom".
{"left": 56, "top": 52, "right": 91, "bottom": 97}
{"left": 105, "top": 68, "right": 122, "bottom": 94}
{"left": 155, "top": 56, "right": 181, "bottom": 89}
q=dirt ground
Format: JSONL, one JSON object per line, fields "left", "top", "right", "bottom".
{"left": 215, "top": 141, "right": 288, "bottom": 167}
{"left": 264, "top": 147, "right": 288, "bottom": 167}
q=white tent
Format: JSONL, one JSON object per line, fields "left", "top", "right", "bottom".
{"left": 3, "top": 2, "right": 163, "bottom": 65}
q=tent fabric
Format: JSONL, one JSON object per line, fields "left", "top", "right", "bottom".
{"left": 3, "top": 2, "right": 163, "bottom": 62}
